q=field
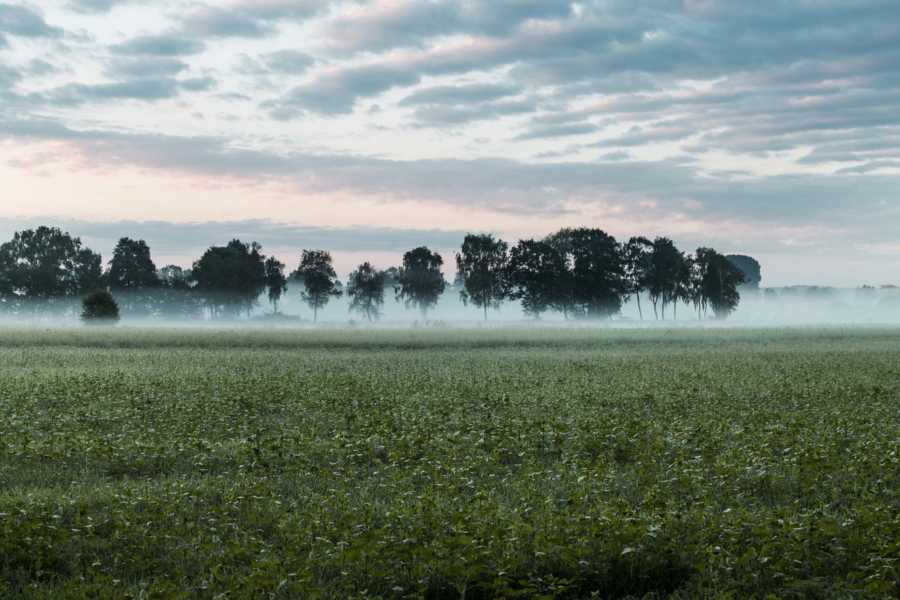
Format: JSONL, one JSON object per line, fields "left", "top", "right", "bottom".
{"left": 1, "top": 327, "right": 899, "bottom": 599}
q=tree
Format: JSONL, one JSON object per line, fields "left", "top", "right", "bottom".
{"left": 156, "top": 265, "right": 201, "bottom": 319}
{"left": 546, "top": 228, "right": 626, "bottom": 319}
{"left": 293, "top": 250, "right": 341, "bottom": 323}
{"left": 456, "top": 234, "right": 509, "bottom": 321}
{"left": 81, "top": 290, "right": 120, "bottom": 324}
{"left": 347, "top": 262, "right": 386, "bottom": 322}
{"left": 192, "top": 240, "right": 266, "bottom": 318}
{"left": 107, "top": 238, "right": 160, "bottom": 317}
{"left": 646, "top": 237, "right": 686, "bottom": 320}
{"left": 697, "top": 248, "right": 744, "bottom": 319}
{"left": 108, "top": 238, "right": 159, "bottom": 289}
{"left": 0, "top": 226, "right": 103, "bottom": 314}
{"left": 623, "top": 236, "right": 653, "bottom": 320}
{"left": 397, "top": 246, "right": 446, "bottom": 318}
{"left": 264, "top": 257, "right": 288, "bottom": 314}
{"left": 726, "top": 255, "right": 762, "bottom": 289}
{"left": 507, "top": 239, "right": 568, "bottom": 319}
{"left": 543, "top": 229, "right": 578, "bottom": 318}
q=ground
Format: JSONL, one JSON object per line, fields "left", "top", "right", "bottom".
{"left": 1, "top": 326, "right": 899, "bottom": 598}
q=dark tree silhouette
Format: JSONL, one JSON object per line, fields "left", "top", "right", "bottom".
{"left": 543, "top": 229, "right": 578, "bottom": 319}
{"left": 156, "top": 265, "right": 201, "bottom": 319}
{"left": 0, "top": 226, "right": 102, "bottom": 313}
{"left": 623, "top": 236, "right": 653, "bottom": 320}
{"left": 397, "top": 246, "right": 446, "bottom": 319}
{"left": 507, "top": 239, "right": 568, "bottom": 319}
{"left": 107, "top": 238, "right": 160, "bottom": 317}
{"left": 264, "top": 256, "right": 288, "bottom": 314}
{"left": 647, "top": 237, "right": 685, "bottom": 320}
{"left": 347, "top": 262, "right": 386, "bottom": 322}
{"left": 456, "top": 234, "right": 509, "bottom": 321}
{"left": 108, "top": 238, "right": 159, "bottom": 289}
{"left": 81, "top": 290, "right": 120, "bottom": 324}
{"left": 294, "top": 250, "right": 342, "bottom": 323}
{"left": 547, "top": 228, "right": 625, "bottom": 319}
{"left": 697, "top": 248, "right": 744, "bottom": 319}
{"left": 192, "top": 240, "right": 266, "bottom": 318}
{"left": 726, "top": 255, "right": 762, "bottom": 289}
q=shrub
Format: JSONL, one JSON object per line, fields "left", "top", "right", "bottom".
{"left": 81, "top": 290, "right": 120, "bottom": 324}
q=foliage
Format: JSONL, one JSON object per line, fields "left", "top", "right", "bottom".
{"left": 80, "top": 290, "right": 120, "bottom": 323}
{"left": 547, "top": 228, "right": 626, "bottom": 319}
{"left": 507, "top": 239, "right": 568, "bottom": 318}
{"left": 0, "top": 226, "right": 103, "bottom": 312}
{"left": 293, "top": 250, "right": 342, "bottom": 322}
{"left": 263, "top": 257, "right": 288, "bottom": 314}
{"left": 347, "top": 262, "right": 386, "bottom": 322}
{"left": 726, "top": 254, "right": 762, "bottom": 289}
{"left": 397, "top": 246, "right": 446, "bottom": 318}
{"left": 107, "top": 238, "right": 159, "bottom": 290}
{"left": 0, "top": 327, "right": 899, "bottom": 598}
{"left": 622, "top": 236, "right": 653, "bottom": 320}
{"left": 192, "top": 240, "right": 266, "bottom": 318}
{"left": 647, "top": 237, "right": 686, "bottom": 320}
{"left": 696, "top": 247, "right": 744, "bottom": 319}
{"left": 456, "top": 234, "right": 509, "bottom": 320}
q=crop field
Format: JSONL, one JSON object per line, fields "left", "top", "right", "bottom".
{"left": 1, "top": 327, "right": 899, "bottom": 599}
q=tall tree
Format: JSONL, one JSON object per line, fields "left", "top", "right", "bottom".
{"left": 623, "top": 236, "right": 653, "bottom": 320}
{"left": 507, "top": 239, "right": 568, "bottom": 319}
{"left": 726, "top": 255, "right": 762, "bottom": 289}
{"left": 347, "top": 262, "right": 386, "bottom": 322}
{"left": 697, "top": 248, "right": 744, "bottom": 319}
{"left": 456, "top": 234, "right": 509, "bottom": 321}
{"left": 0, "top": 226, "right": 102, "bottom": 313}
{"left": 547, "top": 228, "right": 625, "bottom": 319}
{"left": 543, "top": 229, "right": 578, "bottom": 318}
{"left": 107, "top": 238, "right": 159, "bottom": 289}
{"left": 157, "top": 265, "right": 201, "bottom": 319}
{"left": 646, "top": 237, "right": 685, "bottom": 320}
{"left": 397, "top": 246, "right": 446, "bottom": 318}
{"left": 293, "top": 250, "right": 342, "bottom": 323}
{"left": 264, "top": 256, "right": 288, "bottom": 314}
{"left": 192, "top": 239, "right": 266, "bottom": 318}
{"left": 107, "top": 238, "right": 160, "bottom": 317}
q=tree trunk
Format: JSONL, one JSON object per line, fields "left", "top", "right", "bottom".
{"left": 483, "top": 304, "right": 488, "bottom": 322}
{"left": 313, "top": 304, "right": 318, "bottom": 323}
{"left": 636, "top": 293, "right": 643, "bottom": 320}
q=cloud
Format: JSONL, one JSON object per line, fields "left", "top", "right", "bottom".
{"left": 0, "top": 3, "right": 62, "bottom": 38}
{"left": 322, "top": 0, "right": 574, "bottom": 53}
{"left": 0, "top": 217, "right": 469, "bottom": 258}
{"left": 111, "top": 34, "right": 206, "bottom": 56}
{"left": 105, "top": 57, "right": 189, "bottom": 78}
{"left": 263, "top": 50, "right": 315, "bottom": 74}
{"left": 399, "top": 83, "right": 523, "bottom": 106}
{"left": 270, "top": 63, "right": 421, "bottom": 115}
{"left": 67, "top": 0, "right": 131, "bottom": 14}
{"left": 37, "top": 76, "right": 214, "bottom": 106}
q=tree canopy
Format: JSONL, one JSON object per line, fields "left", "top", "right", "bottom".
{"left": 0, "top": 226, "right": 102, "bottom": 311}
{"left": 456, "top": 234, "right": 509, "bottom": 320}
{"left": 192, "top": 240, "right": 266, "bottom": 317}
{"left": 397, "top": 246, "right": 446, "bottom": 318}
{"left": 294, "top": 250, "right": 342, "bottom": 322}
{"left": 347, "top": 262, "right": 386, "bottom": 322}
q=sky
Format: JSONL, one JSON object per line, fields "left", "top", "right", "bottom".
{"left": 0, "top": 0, "right": 898, "bottom": 286}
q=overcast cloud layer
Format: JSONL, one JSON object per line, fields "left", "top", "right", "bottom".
{"left": 1, "top": 0, "right": 898, "bottom": 285}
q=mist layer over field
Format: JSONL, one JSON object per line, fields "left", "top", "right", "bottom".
{"left": 1, "top": 285, "right": 899, "bottom": 328}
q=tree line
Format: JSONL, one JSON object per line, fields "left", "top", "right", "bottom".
{"left": 0, "top": 225, "right": 749, "bottom": 322}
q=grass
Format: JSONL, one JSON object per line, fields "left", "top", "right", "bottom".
{"left": 1, "top": 326, "right": 899, "bottom": 598}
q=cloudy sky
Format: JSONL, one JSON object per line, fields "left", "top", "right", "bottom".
{"left": 1, "top": 0, "right": 898, "bottom": 286}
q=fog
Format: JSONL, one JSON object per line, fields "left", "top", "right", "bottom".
{"left": 2, "top": 285, "right": 899, "bottom": 329}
